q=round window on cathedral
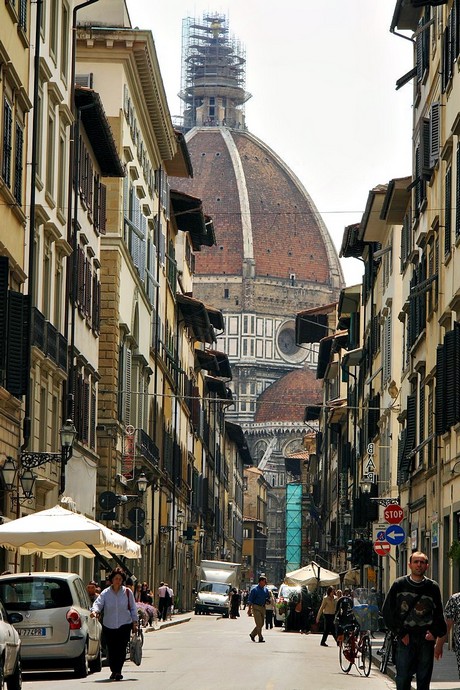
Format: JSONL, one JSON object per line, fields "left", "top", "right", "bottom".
{"left": 277, "top": 324, "right": 302, "bottom": 361}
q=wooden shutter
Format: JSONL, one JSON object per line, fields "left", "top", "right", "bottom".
{"left": 435, "top": 344, "right": 446, "bottom": 435}
{"left": 99, "top": 183, "right": 107, "bottom": 234}
{"left": 456, "top": 143, "right": 460, "bottom": 238}
{"left": 455, "top": 322, "right": 460, "bottom": 425}
{"left": 14, "top": 122, "right": 23, "bottom": 204}
{"left": 429, "top": 102, "right": 440, "bottom": 169}
{"left": 0, "top": 256, "right": 8, "bottom": 385}
{"left": 2, "top": 99, "right": 12, "bottom": 185}
{"left": 6, "top": 290, "right": 29, "bottom": 396}
{"left": 445, "top": 166, "right": 452, "bottom": 255}
{"left": 422, "top": 118, "right": 431, "bottom": 178}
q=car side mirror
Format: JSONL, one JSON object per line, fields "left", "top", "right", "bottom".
{"left": 8, "top": 612, "right": 23, "bottom": 624}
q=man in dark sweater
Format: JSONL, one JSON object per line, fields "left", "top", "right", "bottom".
{"left": 382, "top": 551, "right": 446, "bottom": 690}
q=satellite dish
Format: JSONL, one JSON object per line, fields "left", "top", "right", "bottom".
{"left": 99, "top": 491, "right": 117, "bottom": 510}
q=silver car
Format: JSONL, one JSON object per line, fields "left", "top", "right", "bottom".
{"left": 0, "top": 598, "right": 21, "bottom": 689}
{"left": 0, "top": 572, "right": 102, "bottom": 678}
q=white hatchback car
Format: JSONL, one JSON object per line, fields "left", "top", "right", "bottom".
{"left": 274, "top": 584, "right": 301, "bottom": 627}
{"left": 0, "top": 598, "right": 21, "bottom": 689}
{"left": 0, "top": 572, "right": 102, "bottom": 678}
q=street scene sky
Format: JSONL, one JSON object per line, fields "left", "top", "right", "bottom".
{"left": 126, "top": 1, "right": 414, "bottom": 286}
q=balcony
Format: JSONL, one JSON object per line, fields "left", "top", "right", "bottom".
{"left": 32, "top": 308, "right": 67, "bottom": 372}
{"left": 137, "top": 428, "right": 159, "bottom": 469}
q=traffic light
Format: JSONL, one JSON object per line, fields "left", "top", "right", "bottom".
{"left": 346, "top": 540, "right": 354, "bottom": 562}
{"left": 353, "top": 538, "right": 365, "bottom": 565}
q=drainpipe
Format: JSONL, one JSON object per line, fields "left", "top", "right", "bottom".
{"left": 64, "top": 0, "right": 101, "bottom": 421}
{"left": 22, "top": 0, "right": 43, "bottom": 451}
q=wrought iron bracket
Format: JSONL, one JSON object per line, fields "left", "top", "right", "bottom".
{"left": 20, "top": 451, "right": 61, "bottom": 469}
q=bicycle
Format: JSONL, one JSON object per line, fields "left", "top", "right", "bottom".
{"left": 338, "top": 622, "right": 372, "bottom": 676}
{"left": 377, "top": 629, "right": 396, "bottom": 674}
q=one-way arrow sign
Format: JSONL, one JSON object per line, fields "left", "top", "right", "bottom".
{"left": 385, "top": 524, "right": 406, "bottom": 546}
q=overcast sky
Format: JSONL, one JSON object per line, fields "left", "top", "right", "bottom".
{"left": 126, "top": 1, "right": 413, "bottom": 287}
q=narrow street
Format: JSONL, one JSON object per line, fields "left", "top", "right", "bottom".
{"left": 20, "top": 615, "right": 396, "bottom": 690}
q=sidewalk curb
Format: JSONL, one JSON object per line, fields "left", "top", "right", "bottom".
{"left": 145, "top": 616, "right": 191, "bottom": 632}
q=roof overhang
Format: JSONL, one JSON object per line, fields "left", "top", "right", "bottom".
{"left": 295, "top": 303, "right": 336, "bottom": 344}
{"left": 176, "top": 293, "right": 215, "bottom": 344}
{"left": 195, "top": 348, "right": 232, "bottom": 379}
{"left": 359, "top": 185, "right": 388, "bottom": 243}
{"left": 164, "top": 131, "right": 194, "bottom": 178}
{"left": 380, "top": 176, "right": 412, "bottom": 224}
{"left": 338, "top": 285, "right": 361, "bottom": 318}
{"left": 75, "top": 86, "right": 125, "bottom": 177}
{"left": 340, "top": 223, "right": 365, "bottom": 258}
{"left": 391, "top": 0, "right": 423, "bottom": 32}
{"left": 342, "top": 347, "right": 363, "bottom": 368}
{"left": 170, "top": 189, "right": 216, "bottom": 251}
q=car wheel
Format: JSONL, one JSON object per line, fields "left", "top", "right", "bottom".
{"left": 74, "top": 647, "right": 89, "bottom": 678}
{"left": 5, "top": 656, "right": 21, "bottom": 690}
{"left": 88, "top": 646, "right": 102, "bottom": 674}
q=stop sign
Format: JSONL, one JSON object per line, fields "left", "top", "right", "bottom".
{"left": 384, "top": 504, "right": 404, "bottom": 524}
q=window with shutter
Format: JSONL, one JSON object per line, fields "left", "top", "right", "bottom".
{"left": 429, "top": 102, "right": 440, "bottom": 169}
{"left": 99, "top": 183, "right": 107, "bottom": 234}
{"left": 13, "top": 122, "right": 23, "bottom": 204}
{"left": 2, "top": 98, "right": 12, "bottom": 186}
{"left": 6, "top": 291, "right": 29, "bottom": 397}
{"left": 383, "top": 313, "right": 392, "bottom": 384}
{"left": 422, "top": 118, "right": 431, "bottom": 178}
{"left": 445, "top": 328, "right": 456, "bottom": 428}
{"left": 445, "top": 166, "right": 452, "bottom": 255}
{"left": 0, "top": 256, "right": 8, "bottom": 386}
{"left": 397, "top": 429, "right": 408, "bottom": 484}
{"left": 418, "top": 378, "right": 425, "bottom": 468}
{"left": 454, "top": 322, "right": 460, "bottom": 425}
{"left": 435, "top": 344, "right": 446, "bottom": 435}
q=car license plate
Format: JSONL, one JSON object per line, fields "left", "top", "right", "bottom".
{"left": 18, "top": 627, "right": 48, "bottom": 637}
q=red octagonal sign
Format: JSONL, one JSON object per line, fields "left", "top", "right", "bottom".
{"left": 384, "top": 504, "right": 404, "bottom": 525}
{"left": 374, "top": 540, "right": 391, "bottom": 556}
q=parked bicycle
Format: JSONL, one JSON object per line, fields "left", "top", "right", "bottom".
{"left": 377, "top": 628, "right": 396, "bottom": 674}
{"left": 339, "top": 621, "right": 372, "bottom": 676}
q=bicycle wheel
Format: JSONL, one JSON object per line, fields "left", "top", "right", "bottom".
{"left": 361, "top": 635, "right": 372, "bottom": 677}
{"left": 339, "top": 642, "right": 353, "bottom": 673}
{"left": 378, "top": 632, "right": 392, "bottom": 674}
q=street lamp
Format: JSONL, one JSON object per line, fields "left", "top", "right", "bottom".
{"left": 24, "top": 418, "right": 76, "bottom": 494}
{"left": 360, "top": 478, "right": 373, "bottom": 494}
{"left": 136, "top": 472, "right": 148, "bottom": 496}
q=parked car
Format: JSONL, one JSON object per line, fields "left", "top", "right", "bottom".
{"left": 274, "top": 584, "right": 301, "bottom": 627}
{"left": 0, "top": 572, "right": 102, "bottom": 678}
{"left": 0, "top": 598, "right": 21, "bottom": 689}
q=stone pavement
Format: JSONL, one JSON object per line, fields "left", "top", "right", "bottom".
{"left": 371, "top": 633, "right": 459, "bottom": 690}
{"left": 145, "top": 618, "right": 460, "bottom": 687}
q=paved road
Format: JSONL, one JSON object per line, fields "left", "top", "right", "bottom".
{"left": 19, "top": 614, "right": 397, "bottom": 690}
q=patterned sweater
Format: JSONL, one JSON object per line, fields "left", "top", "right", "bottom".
{"left": 382, "top": 575, "right": 446, "bottom": 639}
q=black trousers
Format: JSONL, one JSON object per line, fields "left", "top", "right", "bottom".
{"left": 321, "top": 614, "right": 337, "bottom": 644}
{"left": 103, "top": 623, "right": 132, "bottom": 675}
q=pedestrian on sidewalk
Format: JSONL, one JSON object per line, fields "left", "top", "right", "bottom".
{"left": 157, "top": 582, "right": 170, "bottom": 621}
{"left": 265, "top": 589, "right": 275, "bottom": 629}
{"left": 90, "top": 567, "right": 138, "bottom": 682}
{"left": 247, "top": 575, "right": 270, "bottom": 643}
{"left": 382, "top": 551, "right": 446, "bottom": 690}
{"left": 316, "top": 586, "right": 337, "bottom": 646}
{"left": 444, "top": 591, "right": 460, "bottom": 679}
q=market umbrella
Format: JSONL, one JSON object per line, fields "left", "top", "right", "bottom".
{"left": 284, "top": 561, "right": 340, "bottom": 588}
{"left": 0, "top": 504, "right": 141, "bottom": 559}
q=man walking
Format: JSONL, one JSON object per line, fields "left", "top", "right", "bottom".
{"left": 382, "top": 551, "right": 446, "bottom": 690}
{"left": 247, "top": 575, "right": 270, "bottom": 643}
{"left": 157, "top": 582, "right": 169, "bottom": 622}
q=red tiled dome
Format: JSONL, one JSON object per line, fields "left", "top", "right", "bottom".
{"left": 254, "top": 368, "right": 322, "bottom": 424}
{"left": 172, "top": 127, "right": 343, "bottom": 287}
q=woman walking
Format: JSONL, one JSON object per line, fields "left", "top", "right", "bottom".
{"left": 91, "top": 567, "right": 138, "bottom": 681}
{"left": 316, "top": 586, "right": 337, "bottom": 646}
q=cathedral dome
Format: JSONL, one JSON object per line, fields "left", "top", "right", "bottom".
{"left": 173, "top": 128, "right": 343, "bottom": 289}
{"left": 254, "top": 368, "right": 322, "bottom": 424}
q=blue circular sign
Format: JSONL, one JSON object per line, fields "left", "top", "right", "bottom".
{"left": 385, "top": 524, "right": 406, "bottom": 546}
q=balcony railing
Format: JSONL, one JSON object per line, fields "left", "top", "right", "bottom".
{"left": 32, "top": 308, "right": 67, "bottom": 372}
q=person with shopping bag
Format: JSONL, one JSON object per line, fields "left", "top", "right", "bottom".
{"left": 90, "top": 567, "right": 138, "bottom": 681}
